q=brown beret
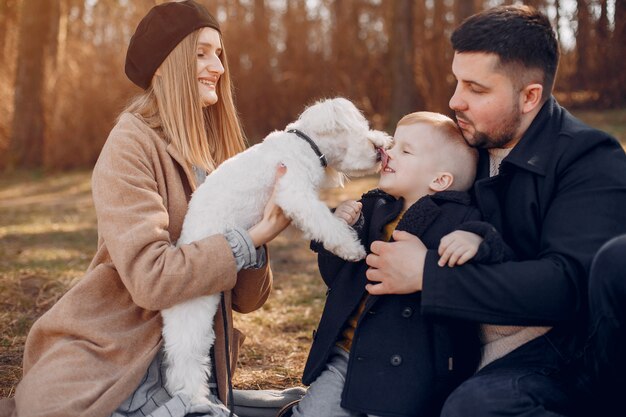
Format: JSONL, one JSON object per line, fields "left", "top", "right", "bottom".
{"left": 125, "top": 0, "right": 221, "bottom": 90}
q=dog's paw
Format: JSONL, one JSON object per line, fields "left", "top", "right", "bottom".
{"left": 327, "top": 241, "right": 366, "bottom": 261}
{"left": 189, "top": 395, "right": 212, "bottom": 407}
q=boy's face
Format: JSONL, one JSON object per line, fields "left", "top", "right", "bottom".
{"left": 378, "top": 123, "right": 440, "bottom": 205}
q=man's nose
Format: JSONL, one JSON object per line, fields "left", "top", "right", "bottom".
{"left": 449, "top": 85, "right": 465, "bottom": 111}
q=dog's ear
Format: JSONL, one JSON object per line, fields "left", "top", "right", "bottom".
{"left": 367, "top": 130, "right": 393, "bottom": 149}
{"left": 293, "top": 98, "right": 367, "bottom": 136}
{"left": 320, "top": 167, "right": 346, "bottom": 189}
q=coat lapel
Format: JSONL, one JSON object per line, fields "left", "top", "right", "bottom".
{"left": 166, "top": 143, "right": 198, "bottom": 195}
{"left": 363, "top": 194, "right": 448, "bottom": 312}
{"left": 367, "top": 197, "right": 404, "bottom": 244}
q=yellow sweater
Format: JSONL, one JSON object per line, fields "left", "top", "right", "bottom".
{"left": 336, "top": 211, "right": 405, "bottom": 352}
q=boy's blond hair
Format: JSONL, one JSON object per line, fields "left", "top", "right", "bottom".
{"left": 397, "top": 112, "right": 478, "bottom": 192}
{"left": 122, "top": 29, "right": 246, "bottom": 173}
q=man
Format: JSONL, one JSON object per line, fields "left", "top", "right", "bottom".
{"left": 365, "top": 5, "right": 626, "bottom": 416}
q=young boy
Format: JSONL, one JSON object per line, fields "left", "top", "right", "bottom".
{"left": 293, "top": 112, "right": 512, "bottom": 417}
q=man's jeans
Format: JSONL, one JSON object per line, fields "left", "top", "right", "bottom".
{"left": 441, "top": 234, "right": 626, "bottom": 417}
{"left": 584, "top": 234, "right": 626, "bottom": 415}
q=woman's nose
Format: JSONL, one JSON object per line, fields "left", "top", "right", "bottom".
{"left": 209, "top": 56, "right": 224, "bottom": 75}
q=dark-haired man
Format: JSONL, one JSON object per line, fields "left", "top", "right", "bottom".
{"left": 365, "top": 5, "right": 626, "bottom": 416}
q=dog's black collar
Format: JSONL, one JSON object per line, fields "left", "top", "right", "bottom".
{"left": 287, "top": 129, "right": 327, "bottom": 168}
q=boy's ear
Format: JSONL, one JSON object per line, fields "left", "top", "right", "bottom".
{"left": 429, "top": 172, "right": 453, "bottom": 192}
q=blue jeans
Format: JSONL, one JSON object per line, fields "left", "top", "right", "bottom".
{"left": 583, "top": 234, "right": 626, "bottom": 415}
{"left": 441, "top": 235, "right": 626, "bottom": 417}
{"left": 440, "top": 335, "right": 585, "bottom": 417}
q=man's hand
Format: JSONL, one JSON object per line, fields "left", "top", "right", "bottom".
{"left": 365, "top": 230, "right": 427, "bottom": 295}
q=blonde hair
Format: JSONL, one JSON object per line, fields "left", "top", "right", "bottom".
{"left": 397, "top": 111, "right": 478, "bottom": 192}
{"left": 121, "top": 29, "right": 245, "bottom": 172}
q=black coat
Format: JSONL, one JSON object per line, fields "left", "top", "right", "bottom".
{"left": 422, "top": 97, "right": 626, "bottom": 360}
{"left": 305, "top": 190, "right": 511, "bottom": 417}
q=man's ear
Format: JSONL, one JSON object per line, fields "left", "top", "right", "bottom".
{"left": 521, "top": 83, "right": 543, "bottom": 114}
{"left": 429, "top": 172, "right": 453, "bottom": 192}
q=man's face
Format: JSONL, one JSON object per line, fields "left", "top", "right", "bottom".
{"left": 449, "top": 52, "right": 523, "bottom": 149}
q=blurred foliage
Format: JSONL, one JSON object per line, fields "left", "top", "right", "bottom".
{"left": 0, "top": 0, "right": 624, "bottom": 170}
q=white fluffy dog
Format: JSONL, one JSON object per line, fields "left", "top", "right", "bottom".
{"left": 162, "top": 97, "right": 392, "bottom": 404}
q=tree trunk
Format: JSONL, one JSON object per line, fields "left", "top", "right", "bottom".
{"left": 454, "top": 0, "right": 476, "bottom": 26}
{"left": 389, "top": 0, "right": 419, "bottom": 127}
{"left": 593, "top": 0, "right": 610, "bottom": 106}
{"left": 610, "top": 0, "right": 626, "bottom": 106}
{"left": 429, "top": 0, "right": 452, "bottom": 113}
{"left": 575, "top": 0, "right": 591, "bottom": 91}
{"left": 8, "top": 0, "right": 57, "bottom": 169}
{"left": 554, "top": 0, "right": 560, "bottom": 43}
{"left": 0, "top": 0, "right": 19, "bottom": 66}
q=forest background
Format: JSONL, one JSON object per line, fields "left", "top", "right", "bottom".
{"left": 1, "top": 0, "right": 625, "bottom": 169}
{"left": 1, "top": 0, "right": 626, "bottom": 398}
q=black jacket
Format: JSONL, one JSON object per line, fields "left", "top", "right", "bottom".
{"left": 422, "top": 97, "right": 626, "bottom": 360}
{"left": 306, "top": 190, "right": 512, "bottom": 417}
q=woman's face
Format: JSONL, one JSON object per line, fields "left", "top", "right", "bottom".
{"left": 196, "top": 27, "right": 224, "bottom": 107}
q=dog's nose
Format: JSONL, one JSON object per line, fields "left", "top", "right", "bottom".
{"left": 376, "top": 147, "right": 389, "bottom": 167}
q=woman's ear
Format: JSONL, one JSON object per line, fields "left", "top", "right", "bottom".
{"left": 429, "top": 172, "right": 453, "bottom": 192}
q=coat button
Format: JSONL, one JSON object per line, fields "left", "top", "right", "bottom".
{"left": 390, "top": 355, "right": 402, "bottom": 366}
{"left": 401, "top": 307, "right": 413, "bottom": 318}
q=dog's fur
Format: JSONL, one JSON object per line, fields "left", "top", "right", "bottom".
{"left": 162, "top": 97, "right": 392, "bottom": 404}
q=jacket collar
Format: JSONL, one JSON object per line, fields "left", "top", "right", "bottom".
{"left": 396, "top": 191, "right": 472, "bottom": 236}
{"left": 495, "top": 96, "right": 563, "bottom": 177}
{"left": 367, "top": 190, "right": 472, "bottom": 242}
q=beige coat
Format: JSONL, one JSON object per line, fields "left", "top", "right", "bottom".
{"left": 0, "top": 113, "right": 272, "bottom": 417}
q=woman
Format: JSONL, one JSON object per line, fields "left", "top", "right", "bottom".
{"left": 1, "top": 2, "right": 289, "bottom": 416}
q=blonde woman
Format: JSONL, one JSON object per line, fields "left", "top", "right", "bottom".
{"left": 0, "top": 2, "right": 289, "bottom": 417}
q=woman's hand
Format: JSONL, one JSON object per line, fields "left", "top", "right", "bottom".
{"left": 247, "top": 164, "right": 291, "bottom": 248}
{"left": 334, "top": 200, "right": 362, "bottom": 226}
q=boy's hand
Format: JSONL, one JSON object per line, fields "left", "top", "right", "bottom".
{"left": 438, "top": 230, "right": 483, "bottom": 267}
{"left": 334, "top": 200, "right": 362, "bottom": 226}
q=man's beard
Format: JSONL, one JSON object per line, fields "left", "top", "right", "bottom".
{"left": 456, "top": 103, "right": 522, "bottom": 149}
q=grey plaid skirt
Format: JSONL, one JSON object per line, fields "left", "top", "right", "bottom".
{"left": 110, "top": 349, "right": 233, "bottom": 417}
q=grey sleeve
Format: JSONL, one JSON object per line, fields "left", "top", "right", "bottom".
{"left": 223, "top": 227, "right": 267, "bottom": 271}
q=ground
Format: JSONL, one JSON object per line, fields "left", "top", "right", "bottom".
{"left": 0, "top": 168, "right": 376, "bottom": 397}
{"left": 1, "top": 108, "right": 624, "bottom": 398}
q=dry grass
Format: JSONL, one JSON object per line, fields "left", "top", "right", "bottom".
{"left": 0, "top": 169, "right": 376, "bottom": 397}
{"left": 1, "top": 108, "right": 623, "bottom": 398}
{"left": 0, "top": 170, "right": 97, "bottom": 397}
